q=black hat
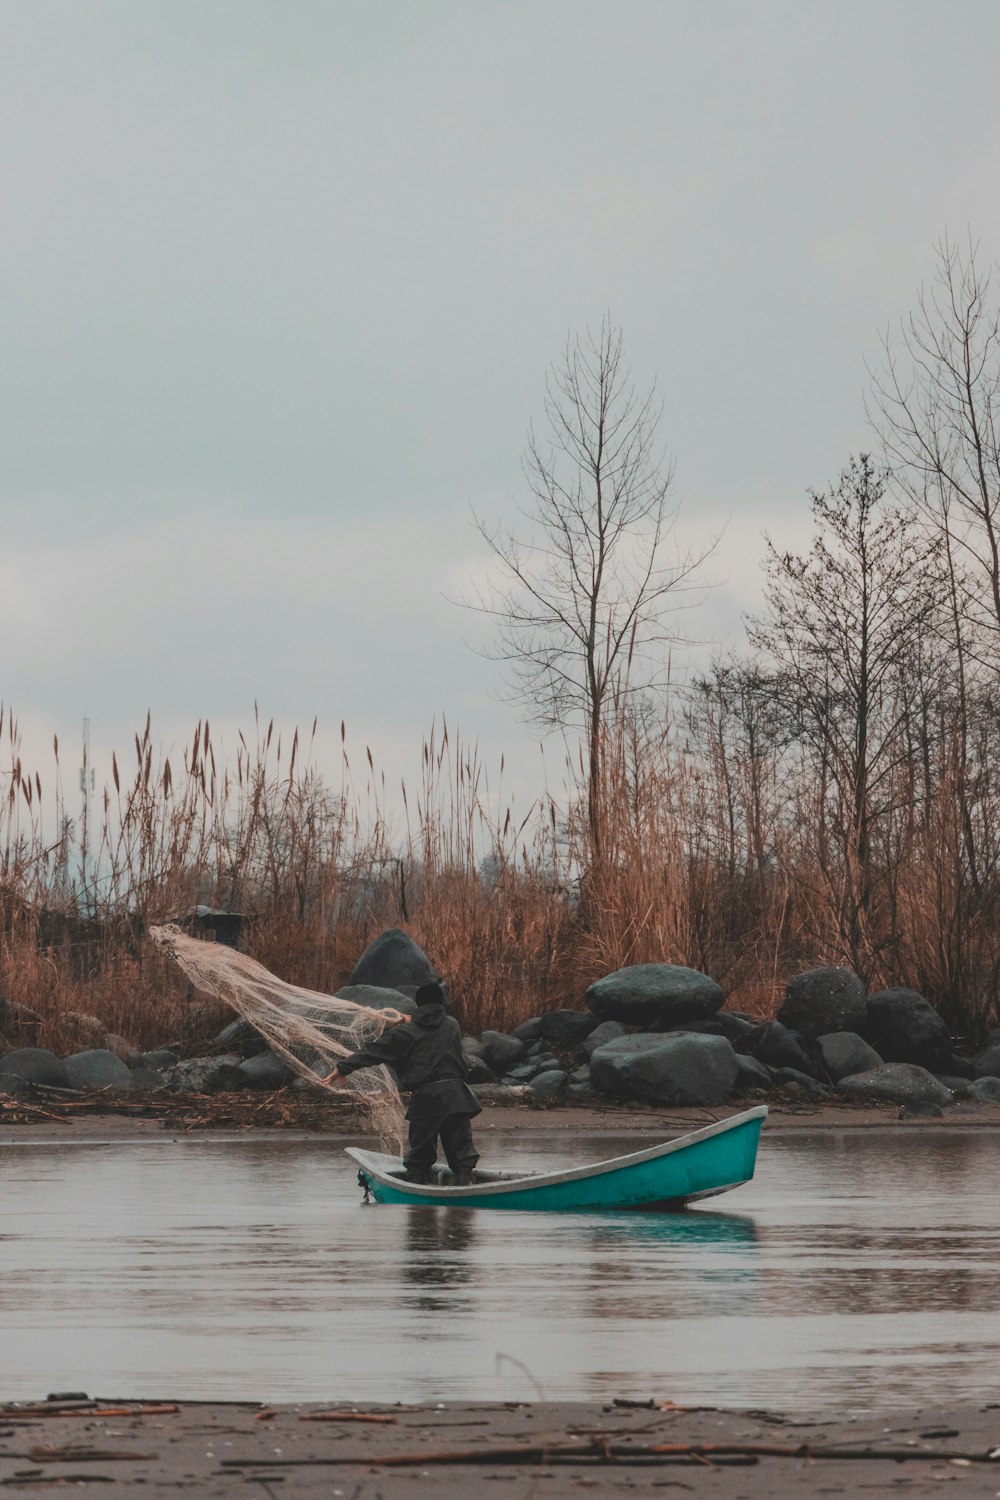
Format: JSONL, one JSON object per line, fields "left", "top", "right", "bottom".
{"left": 415, "top": 979, "right": 446, "bottom": 1007}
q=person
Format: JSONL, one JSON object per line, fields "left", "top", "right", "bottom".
{"left": 332, "top": 978, "right": 481, "bottom": 1184}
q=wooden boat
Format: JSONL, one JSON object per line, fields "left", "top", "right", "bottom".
{"left": 346, "top": 1105, "right": 767, "bottom": 1211}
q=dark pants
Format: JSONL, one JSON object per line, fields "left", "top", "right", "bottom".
{"left": 404, "top": 1112, "right": 479, "bottom": 1176}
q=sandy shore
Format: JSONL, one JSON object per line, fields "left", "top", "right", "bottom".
{"left": 3, "top": 1397, "right": 1000, "bottom": 1497}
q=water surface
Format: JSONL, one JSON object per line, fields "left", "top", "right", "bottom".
{"left": 2, "top": 1128, "right": 998, "bottom": 1408}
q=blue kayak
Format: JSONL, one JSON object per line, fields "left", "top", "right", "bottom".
{"left": 346, "top": 1105, "right": 767, "bottom": 1211}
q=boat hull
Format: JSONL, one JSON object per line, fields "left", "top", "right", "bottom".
{"left": 347, "top": 1106, "right": 766, "bottom": 1211}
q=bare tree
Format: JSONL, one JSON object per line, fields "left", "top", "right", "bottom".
{"left": 466, "top": 316, "right": 711, "bottom": 857}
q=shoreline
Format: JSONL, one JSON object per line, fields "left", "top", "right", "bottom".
{"left": 5, "top": 1095, "right": 1000, "bottom": 1144}
{"left": 2, "top": 1397, "right": 999, "bottom": 1498}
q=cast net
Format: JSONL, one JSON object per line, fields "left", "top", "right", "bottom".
{"left": 148, "top": 924, "right": 407, "bottom": 1152}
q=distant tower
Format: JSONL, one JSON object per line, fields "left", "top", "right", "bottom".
{"left": 79, "top": 715, "right": 95, "bottom": 893}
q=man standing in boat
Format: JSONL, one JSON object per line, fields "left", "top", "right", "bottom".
{"left": 332, "top": 978, "right": 481, "bottom": 1185}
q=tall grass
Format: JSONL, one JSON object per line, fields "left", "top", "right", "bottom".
{"left": 2, "top": 692, "right": 999, "bottom": 1054}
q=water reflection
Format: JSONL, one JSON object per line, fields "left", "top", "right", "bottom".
{"left": 1, "top": 1128, "right": 999, "bottom": 1407}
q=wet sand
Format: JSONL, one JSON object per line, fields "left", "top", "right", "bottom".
{"left": 3, "top": 1397, "right": 1000, "bottom": 1497}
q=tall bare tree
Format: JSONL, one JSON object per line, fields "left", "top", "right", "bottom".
{"left": 466, "top": 316, "right": 711, "bottom": 857}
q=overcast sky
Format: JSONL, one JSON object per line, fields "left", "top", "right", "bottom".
{"left": 3, "top": 0, "right": 1000, "bottom": 813}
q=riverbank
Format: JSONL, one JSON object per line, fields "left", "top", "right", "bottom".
{"left": 4, "top": 1093, "right": 1000, "bottom": 1144}
{"left": 3, "top": 1396, "right": 999, "bottom": 1497}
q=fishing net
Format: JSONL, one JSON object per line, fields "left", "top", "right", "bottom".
{"left": 148, "top": 924, "right": 407, "bottom": 1152}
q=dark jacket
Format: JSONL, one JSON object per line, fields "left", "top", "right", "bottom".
{"left": 338, "top": 1003, "right": 481, "bottom": 1119}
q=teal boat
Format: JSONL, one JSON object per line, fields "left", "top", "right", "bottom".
{"left": 346, "top": 1105, "right": 767, "bottom": 1211}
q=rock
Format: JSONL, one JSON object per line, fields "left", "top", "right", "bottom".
{"left": 737, "top": 1021, "right": 819, "bottom": 1077}
{"left": 335, "top": 984, "right": 416, "bottom": 1017}
{"left": 567, "top": 1081, "right": 594, "bottom": 1101}
{"left": 973, "top": 1044, "right": 1000, "bottom": 1079}
{"left": 129, "top": 1066, "right": 168, "bottom": 1093}
{"left": 506, "top": 1063, "right": 540, "bottom": 1082}
{"left": 462, "top": 1053, "right": 495, "bottom": 1084}
{"left": 569, "top": 1065, "right": 591, "bottom": 1084}
{"left": 538, "top": 1010, "right": 597, "bottom": 1046}
{"left": 238, "top": 1052, "right": 295, "bottom": 1090}
{"left": 135, "top": 1049, "right": 179, "bottom": 1072}
{"left": 589, "top": 1033, "right": 739, "bottom": 1107}
{"left": 471, "top": 1083, "right": 532, "bottom": 1105}
{"left": 586, "top": 964, "right": 725, "bottom": 1028}
{"left": 61, "top": 1012, "right": 106, "bottom": 1049}
{"left": 865, "top": 988, "right": 951, "bottom": 1068}
{"left": 936, "top": 1075, "right": 973, "bottom": 1099}
{"left": 461, "top": 1037, "right": 485, "bottom": 1057}
{"left": 0, "top": 998, "right": 42, "bottom": 1043}
{"left": 507, "top": 1054, "right": 559, "bottom": 1080}
{"left": 347, "top": 928, "right": 436, "bottom": 992}
{"left": 530, "top": 1069, "right": 568, "bottom": 1102}
{"left": 103, "top": 1033, "right": 138, "bottom": 1064}
{"left": 211, "top": 1018, "right": 268, "bottom": 1057}
{"left": 583, "top": 1020, "right": 625, "bottom": 1056}
{"left": 734, "top": 1054, "right": 773, "bottom": 1091}
{"left": 0, "top": 1047, "right": 69, "bottom": 1093}
{"left": 168, "top": 1054, "right": 244, "bottom": 1093}
{"left": 838, "top": 1062, "right": 953, "bottom": 1108}
{"left": 770, "top": 1067, "right": 830, "bottom": 1097}
{"left": 525, "top": 1040, "right": 546, "bottom": 1058}
{"left": 818, "top": 1031, "right": 883, "bottom": 1083}
{"left": 63, "top": 1049, "right": 134, "bottom": 1092}
{"left": 778, "top": 967, "right": 867, "bottom": 1040}
{"left": 969, "top": 1076, "right": 1000, "bottom": 1102}
{"left": 714, "top": 1011, "right": 758, "bottom": 1042}
{"left": 899, "top": 1101, "right": 944, "bottom": 1118}
{"left": 478, "top": 1030, "right": 526, "bottom": 1073}
{"left": 511, "top": 1017, "right": 543, "bottom": 1042}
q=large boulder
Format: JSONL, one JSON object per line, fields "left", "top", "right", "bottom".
{"left": 973, "top": 1043, "right": 1000, "bottom": 1079}
{"left": 478, "top": 1030, "right": 525, "bottom": 1073}
{"left": 736, "top": 1020, "right": 819, "bottom": 1078}
{"left": 0, "top": 1047, "right": 69, "bottom": 1093}
{"left": 585, "top": 964, "right": 725, "bottom": 1028}
{"left": 819, "top": 1031, "right": 883, "bottom": 1083}
{"left": 778, "top": 967, "right": 867, "bottom": 1040}
{"left": 335, "top": 984, "right": 415, "bottom": 1017}
{"left": 969, "top": 1076, "right": 1000, "bottom": 1103}
{"left": 0, "top": 998, "right": 42, "bottom": 1044}
{"left": 530, "top": 1069, "right": 568, "bottom": 1102}
{"left": 838, "top": 1062, "right": 953, "bottom": 1108}
{"left": 733, "top": 1054, "right": 773, "bottom": 1092}
{"left": 63, "top": 1048, "right": 134, "bottom": 1092}
{"left": 511, "top": 1017, "right": 543, "bottom": 1042}
{"left": 589, "top": 1033, "right": 739, "bottom": 1107}
{"left": 538, "top": 1010, "right": 597, "bottom": 1046}
{"left": 238, "top": 1052, "right": 295, "bottom": 1090}
{"left": 168, "top": 1054, "right": 243, "bottom": 1093}
{"left": 347, "top": 929, "right": 436, "bottom": 992}
{"left": 211, "top": 1018, "right": 268, "bottom": 1057}
{"left": 865, "top": 989, "right": 952, "bottom": 1068}
{"left": 462, "top": 1052, "right": 495, "bottom": 1084}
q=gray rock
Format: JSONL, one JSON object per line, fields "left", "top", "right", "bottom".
{"left": 0, "top": 998, "right": 41, "bottom": 1043}
{"left": 135, "top": 1049, "right": 179, "bottom": 1072}
{"left": 583, "top": 1020, "right": 626, "bottom": 1056}
{"left": 737, "top": 1020, "right": 819, "bottom": 1077}
{"left": 778, "top": 967, "right": 867, "bottom": 1041}
{"left": 461, "top": 1037, "right": 485, "bottom": 1057}
{"left": 478, "top": 1030, "right": 526, "bottom": 1073}
{"left": 462, "top": 1053, "right": 495, "bottom": 1084}
{"left": 838, "top": 1062, "right": 953, "bottom": 1107}
{"left": 61, "top": 1012, "right": 106, "bottom": 1049}
{"left": 936, "top": 1075, "right": 973, "bottom": 1098}
{"left": 212, "top": 1017, "right": 268, "bottom": 1056}
{"left": 347, "top": 928, "right": 436, "bottom": 992}
{"left": 0, "top": 1047, "right": 69, "bottom": 1093}
{"left": 335, "top": 984, "right": 416, "bottom": 1017}
{"left": 64, "top": 1049, "right": 134, "bottom": 1092}
{"left": 589, "top": 1033, "right": 739, "bottom": 1107}
{"left": 567, "top": 1081, "right": 595, "bottom": 1102}
{"left": 969, "top": 1076, "right": 1000, "bottom": 1102}
{"left": 506, "top": 1063, "right": 538, "bottom": 1082}
{"left": 511, "top": 1017, "right": 543, "bottom": 1042}
{"left": 538, "top": 1010, "right": 597, "bottom": 1046}
{"left": 103, "top": 1033, "right": 138, "bottom": 1064}
{"left": 865, "top": 988, "right": 951, "bottom": 1068}
{"left": 818, "top": 1031, "right": 883, "bottom": 1083}
{"left": 586, "top": 963, "right": 725, "bottom": 1028}
{"left": 770, "top": 1067, "right": 830, "bottom": 1097}
{"left": 238, "top": 1052, "right": 295, "bottom": 1091}
{"left": 529, "top": 1069, "right": 568, "bottom": 1102}
{"left": 569, "top": 1065, "right": 591, "bottom": 1084}
{"left": 525, "top": 1040, "right": 546, "bottom": 1058}
{"left": 733, "top": 1054, "right": 773, "bottom": 1091}
{"left": 714, "top": 1011, "right": 758, "bottom": 1042}
{"left": 129, "top": 1066, "right": 169, "bottom": 1093}
{"left": 900, "top": 1101, "right": 945, "bottom": 1118}
{"left": 973, "top": 1043, "right": 1000, "bottom": 1079}
{"left": 168, "top": 1054, "right": 243, "bottom": 1093}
